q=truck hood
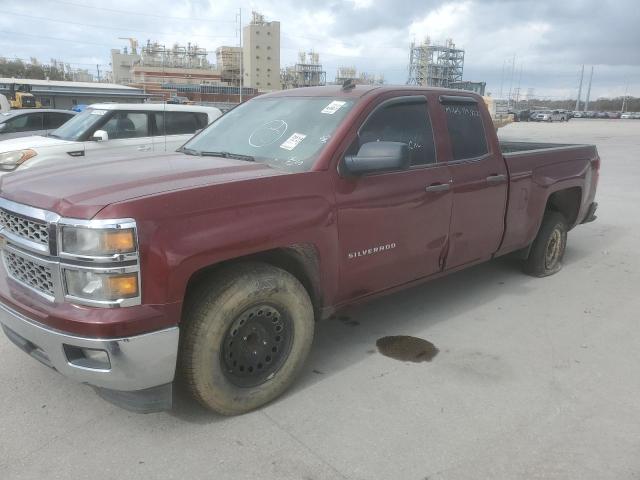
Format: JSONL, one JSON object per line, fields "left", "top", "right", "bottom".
{"left": 0, "top": 135, "right": 79, "bottom": 152}
{"left": 0, "top": 152, "right": 287, "bottom": 218}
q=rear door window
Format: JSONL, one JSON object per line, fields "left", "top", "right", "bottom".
{"left": 4, "top": 113, "right": 43, "bottom": 132}
{"left": 154, "top": 112, "right": 202, "bottom": 135}
{"left": 442, "top": 100, "right": 488, "bottom": 160}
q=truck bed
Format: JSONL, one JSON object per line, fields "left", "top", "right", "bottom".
{"left": 500, "top": 140, "right": 585, "bottom": 154}
{"left": 497, "top": 140, "right": 599, "bottom": 256}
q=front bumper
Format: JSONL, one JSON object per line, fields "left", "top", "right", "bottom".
{"left": 581, "top": 202, "right": 598, "bottom": 224}
{"left": 0, "top": 299, "right": 179, "bottom": 411}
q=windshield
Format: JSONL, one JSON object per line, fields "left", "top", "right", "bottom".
{"left": 50, "top": 108, "right": 107, "bottom": 141}
{"left": 183, "top": 97, "right": 354, "bottom": 172}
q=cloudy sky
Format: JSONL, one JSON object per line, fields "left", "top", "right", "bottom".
{"left": 1, "top": 0, "right": 638, "bottom": 99}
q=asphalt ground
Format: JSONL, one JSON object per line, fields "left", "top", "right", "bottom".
{"left": 1, "top": 118, "right": 639, "bottom": 479}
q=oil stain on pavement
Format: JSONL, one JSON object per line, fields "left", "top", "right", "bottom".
{"left": 376, "top": 336, "right": 439, "bottom": 362}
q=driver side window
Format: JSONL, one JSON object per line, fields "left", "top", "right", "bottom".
{"left": 100, "top": 112, "right": 148, "bottom": 139}
{"left": 349, "top": 99, "right": 436, "bottom": 166}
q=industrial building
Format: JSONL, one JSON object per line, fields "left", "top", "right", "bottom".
{"left": 407, "top": 38, "right": 465, "bottom": 88}
{"left": 111, "top": 39, "right": 218, "bottom": 85}
{"left": 334, "top": 66, "right": 384, "bottom": 85}
{"left": 281, "top": 51, "right": 326, "bottom": 89}
{"left": 0, "top": 78, "right": 146, "bottom": 109}
{"left": 450, "top": 80, "right": 486, "bottom": 96}
{"left": 243, "top": 12, "right": 281, "bottom": 91}
{"left": 216, "top": 46, "right": 243, "bottom": 86}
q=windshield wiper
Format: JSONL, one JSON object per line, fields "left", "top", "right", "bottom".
{"left": 180, "top": 147, "right": 202, "bottom": 156}
{"left": 47, "top": 133, "right": 61, "bottom": 139}
{"left": 199, "top": 151, "right": 255, "bottom": 162}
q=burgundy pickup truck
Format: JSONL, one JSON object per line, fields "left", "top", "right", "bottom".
{"left": 0, "top": 85, "right": 598, "bottom": 414}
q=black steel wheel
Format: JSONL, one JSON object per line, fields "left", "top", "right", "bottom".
{"left": 221, "top": 304, "right": 293, "bottom": 388}
{"left": 180, "top": 262, "right": 314, "bottom": 415}
{"left": 523, "top": 211, "right": 568, "bottom": 277}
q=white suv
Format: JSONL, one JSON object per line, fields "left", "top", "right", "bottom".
{"left": 0, "top": 103, "right": 221, "bottom": 174}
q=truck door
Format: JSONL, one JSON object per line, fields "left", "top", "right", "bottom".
{"left": 334, "top": 95, "right": 453, "bottom": 302}
{"left": 439, "top": 95, "right": 508, "bottom": 269}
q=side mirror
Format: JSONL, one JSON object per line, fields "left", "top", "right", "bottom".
{"left": 0, "top": 123, "right": 6, "bottom": 132}
{"left": 91, "top": 130, "right": 109, "bottom": 142}
{"left": 343, "top": 141, "right": 410, "bottom": 175}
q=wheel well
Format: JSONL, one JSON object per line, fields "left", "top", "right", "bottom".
{"left": 546, "top": 187, "right": 582, "bottom": 228}
{"left": 184, "top": 244, "right": 322, "bottom": 319}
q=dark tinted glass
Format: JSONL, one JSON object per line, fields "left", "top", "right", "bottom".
{"left": 443, "top": 102, "right": 488, "bottom": 160}
{"left": 195, "top": 113, "right": 209, "bottom": 129}
{"left": 44, "top": 112, "right": 74, "bottom": 129}
{"left": 5, "top": 113, "right": 43, "bottom": 132}
{"left": 154, "top": 112, "right": 201, "bottom": 135}
{"left": 357, "top": 100, "right": 436, "bottom": 166}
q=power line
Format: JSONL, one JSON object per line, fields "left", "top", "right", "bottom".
{"left": 0, "top": 30, "right": 114, "bottom": 48}
{"left": 3, "top": 56, "right": 110, "bottom": 67}
{"left": 2, "top": 11, "right": 236, "bottom": 40}
{"left": 47, "top": 0, "right": 236, "bottom": 23}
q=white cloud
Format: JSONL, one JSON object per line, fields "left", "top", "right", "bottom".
{"left": 0, "top": 0, "right": 637, "bottom": 98}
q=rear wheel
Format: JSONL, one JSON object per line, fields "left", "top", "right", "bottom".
{"left": 523, "top": 211, "right": 568, "bottom": 277}
{"left": 180, "top": 262, "right": 314, "bottom": 415}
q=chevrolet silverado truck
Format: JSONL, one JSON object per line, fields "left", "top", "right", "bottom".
{"left": 0, "top": 85, "right": 599, "bottom": 414}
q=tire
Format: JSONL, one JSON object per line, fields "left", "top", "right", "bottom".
{"left": 523, "top": 211, "right": 568, "bottom": 277}
{"left": 180, "top": 262, "right": 314, "bottom": 415}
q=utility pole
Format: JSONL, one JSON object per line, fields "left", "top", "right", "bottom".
{"left": 96, "top": 64, "right": 101, "bottom": 82}
{"left": 237, "top": 8, "right": 243, "bottom": 103}
{"left": 584, "top": 66, "right": 593, "bottom": 111}
{"left": 499, "top": 59, "right": 506, "bottom": 98}
{"left": 515, "top": 63, "right": 523, "bottom": 109}
{"left": 507, "top": 54, "right": 516, "bottom": 107}
{"left": 576, "top": 64, "right": 584, "bottom": 111}
{"left": 621, "top": 80, "right": 629, "bottom": 113}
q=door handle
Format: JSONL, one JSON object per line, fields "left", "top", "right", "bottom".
{"left": 425, "top": 183, "right": 451, "bottom": 193}
{"left": 486, "top": 174, "right": 507, "bottom": 184}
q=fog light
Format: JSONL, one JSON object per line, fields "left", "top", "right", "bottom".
{"left": 64, "top": 345, "right": 111, "bottom": 370}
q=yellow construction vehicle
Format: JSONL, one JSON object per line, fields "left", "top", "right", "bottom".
{"left": 7, "top": 83, "right": 41, "bottom": 109}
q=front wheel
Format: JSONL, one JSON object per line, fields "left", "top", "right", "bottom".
{"left": 523, "top": 211, "right": 568, "bottom": 277}
{"left": 180, "top": 262, "right": 315, "bottom": 415}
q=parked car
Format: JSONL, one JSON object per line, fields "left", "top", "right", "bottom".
{"left": 596, "top": 111, "right": 609, "bottom": 119}
{"left": 532, "top": 110, "right": 554, "bottom": 122}
{"left": 572, "top": 111, "right": 584, "bottom": 118}
{"left": 621, "top": 112, "right": 632, "bottom": 119}
{"left": 529, "top": 110, "right": 547, "bottom": 121}
{"left": 608, "top": 112, "right": 621, "bottom": 119}
{"left": 0, "top": 109, "right": 76, "bottom": 141}
{"left": 0, "top": 103, "right": 221, "bottom": 174}
{"left": 0, "top": 85, "right": 599, "bottom": 414}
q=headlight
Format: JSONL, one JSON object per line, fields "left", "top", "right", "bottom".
{"left": 61, "top": 226, "right": 136, "bottom": 256}
{"left": 0, "top": 149, "right": 37, "bottom": 171}
{"left": 64, "top": 269, "right": 139, "bottom": 302}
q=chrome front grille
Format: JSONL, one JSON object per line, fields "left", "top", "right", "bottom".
{"left": 0, "top": 209, "right": 49, "bottom": 246}
{"left": 3, "top": 250, "right": 55, "bottom": 298}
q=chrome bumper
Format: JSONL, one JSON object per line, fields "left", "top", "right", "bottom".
{"left": 0, "top": 300, "right": 179, "bottom": 393}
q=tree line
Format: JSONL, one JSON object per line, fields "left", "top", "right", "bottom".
{"left": 0, "top": 58, "right": 74, "bottom": 81}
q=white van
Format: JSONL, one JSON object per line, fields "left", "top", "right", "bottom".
{"left": 0, "top": 103, "right": 221, "bottom": 173}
